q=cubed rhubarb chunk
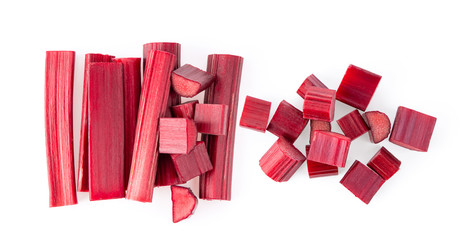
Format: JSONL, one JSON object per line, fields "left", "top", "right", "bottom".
{"left": 309, "top": 120, "right": 331, "bottom": 143}
{"left": 171, "top": 186, "right": 198, "bottom": 223}
{"left": 194, "top": 103, "right": 229, "bottom": 136}
{"left": 172, "top": 64, "right": 215, "bottom": 97}
{"left": 389, "top": 106, "right": 437, "bottom": 152}
{"left": 267, "top": 100, "right": 309, "bottom": 143}
{"left": 171, "top": 100, "right": 198, "bottom": 119}
{"left": 171, "top": 141, "right": 213, "bottom": 182}
{"left": 367, "top": 147, "right": 401, "bottom": 180}
{"left": 363, "top": 111, "right": 391, "bottom": 143}
{"left": 159, "top": 118, "right": 197, "bottom": 154}
{"left": 297, "top": 74, "right": 328, "bottom": 99}
{"left": 337, "top": 110, "right": 369, "bottom": 141}
{"left": 305, "top": 145, "right": 338, "bottom": 178}
{"left": 308, "top": 131, "right": 351, "bottom": 168}
{"left": 259, "top": 138, "right": 306, "bottom": 182}
{"left": 340, "top": 160, "right": 385, "bottom": 204}
{"left": 303, "top": 86, "right": 336, "bottom": 122}
{"left": 239, "top": 96, "right": 272, "bottom": 132}
{"left": 155, "top": 154, "right": 185, "bottom": 186}
{"left": 336, "top": 65, "right": 381, "bottom": 111}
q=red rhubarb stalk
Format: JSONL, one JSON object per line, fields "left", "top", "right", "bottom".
{"left": 194, "top": 103, "right": 229, "bottom": 136}
{"left": 171, "top": 141, "right": 213, "bottom": 182}
{"left": 171, "top": 100, "right": 199, "bottom": 119}
{"left": 267, "top": 100, "right": 309, "bottom": 143}
{"left": 259, "top": 138, "right": 306, "bottom": 182}
{"left": 303, "top": 86, "right": 336, "bottom": 122}
{"left": 171, "top": 64, "right": 215, "bottom": 97}
{"left": 155, "top": 154, "right": 185, "bottom": 186}
{"left": 171, "top": 186, "right": 198, "bottom": 223}
{"left": 362, "top": 111, "right": 391, "bottom": 143}
{"left": 239, "top": 95, "right": 272, "bottom": 133}
{"left": 305, "top": 145, "right": 338, "bottom": 178}
{"left": 337, "top": 109, "right": 369, "bottom": 141}
{"left": 297, "top": 74, "right": 328, "bottom": 99}
{"left": 340, "top": 160, "right": 385, "bottom": 204}
{"left": 308, "top": 131, "right": 351, "bottom": 168}
{"left": 367, "top": 147, "right": 401, "bottom": 180}
{"left": 159, "top": 118, "right": 197, "bottom": 154}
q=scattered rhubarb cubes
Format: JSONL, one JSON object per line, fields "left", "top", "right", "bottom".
{"left": 159, "top": 118, "right": 197, "bottom": 154}
{"left": 340, "top": 160, "right": 385, "bottom": 204}
{"left": 308, "top": 131, "right": 350, "bottom": 168}
{"left": 363, "top": 111, "right": 391, "bottom": 143}
{"left": 171, "top": 100, "right": 198, "bottom": 119}
{"left": 336, "top": 65, "right": 381, "bottom": 111}
{"left": 171, "top": 186, "right": 198, "bottom": 223}
{"left": 194, "top": 104, "right": 229, "bottom": 136}
{"left": 303, "top": 86, "right": 336, "bottom": 122}
{"left": 337, "top": 110, "right": 369, "bottom": 141}
{"left": 239, "top": 96, "right": 272, "bottom": 132}
{"left": 305, "top": 145, "right": 338, "bottom": 178}
{"left": 172, "top": 64, "right": 215, "bottom": 97}
{"left": 297, "top": 74, "right": 328, "bottom": 99}
{"left": 259, "top": 138, "right": 306, "bottom": 182}
{"left": 267, "top": 100, "right": 309, "bottom": 143}
{"left": 171, "top": 141, "right": 213, "bottom": 182}
{"left": 367, "top": 147, "right": 401, "bottom": 180}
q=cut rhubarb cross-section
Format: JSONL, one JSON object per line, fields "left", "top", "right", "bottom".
{"left": 172, "top": 64, "right": 215, "bottom": 98}
{"left": 367, "top": 147, "right": 401, "bottom": 180}
{"left": 171, "top": 186, "right": 198, "bottom": 223}
{"left": 267, "top": 100, "right": 309, "bottom": 143}
{"left": 159, "top": 118, "right": 197, "bottom": 154}
{"left": 171, "top": 100, "right": 198, "bottom": 119}
{"left": 337, "top": 110, "right": 369, "bottom": 141}
{"left": 171, "top": 141, "right": 213, "bottom": 182}
{"left": 308, "top": 131, "right": 351, "bottom": 168}
{"left": 194, "top": 103, "right": 229, "bottom": 136}
{"left": 239, "top": 95, "right": 272, "bottom": 132}
{"left": 305, "top": 145, "right": 338, "bottom": 178}
{"left": 259, "top": 138, "right": 306, "bottom": 182}
{"left": 363, "top": 111, "right": 391, "bottom": 143}
{"left": 340, "top": 160, "right": 385, "bottom": 204}
{"left": 303, "top": 86, "right": 336, "bottom": 122}
{"left": 297, "top": 74, "right": 328, "bottom": 99}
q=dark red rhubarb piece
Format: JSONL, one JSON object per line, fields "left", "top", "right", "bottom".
{"left": 367, "top": 147, "right": 401, "bottom": 180}
{"left": 297, "top": 74, "right": 328, "bottom": 99}
{"left": 171, "top": 100, "right": 198, "bottom": 119}
{"left": 340, "top": 160, "right": 385, "bottom": 204}
{"left": 363, "top": 111, "right": 391, "bottom": 143}
{"left": 305, "top": 145, "right": 338, "bottom": 178}
{"left": 171, "top": 185, "right": 198, "bottom": 223}
{"left": 303, "top": 86, "right": 336, "bottom": 122}
{"left": 389, "top": 106, "right": 437, "bottom": 152}
{"left": 259, "top": 138, "right": 306, "bottom": 182}
{"left": 171, "top": 141, "right": 213, "bottom": 182}
{"left": 200, "top": 54, "right": 243, "bottom": 200}
{"left": 159, "top": 118, "right": 197, "bottom": 154}
{"left": 194, "top": 104, "right": 229, "bottom": 136}
{"left": 172, "top": 64, "right": 215, "bottom": 97}
{"left": 308, "top": 131, "right": 351, "bottom": 168}
{"left": 239, "top": 95, "right": 272, "bottom": 132}
{"left": 336, "top": 64, "right": 381, "bottom": 111}
{"left": 337, "top": 110, "right": 369, "bottom": 141}
{"left": 45, "top": 51, "right": 77, "bottom": 207}
{"left": 267, "top": 100, "right": 309, "bottom": 143}
{"left": 126, "top": 50, "right": 176, "bottom": 202}
{"left": 88, "top": 62, "right": 125, "bottom": 200}
{"left": 155, "top": 154, "right": 185, "bottom": 186}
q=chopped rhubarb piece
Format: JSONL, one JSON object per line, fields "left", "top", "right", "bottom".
{"left": 88, "top": 62, "right": 125, "bottom": 200}
{"left": 308, "top": 131, "right": 351, "bottom": 168}
{"left": 155, "top": 154, "right": 185, "bottom": 186}
{"left": 336, "top": 64, "right": 381, "bottom": 111}
{"left": 367, "top": 147, "right": 401, "bottom": 180}
{"left": 200, "top": 54, "right": 243, "bottom": 200}
{"left": 363, "top": 111, "right": 391, "bottom": 143}
{"left": 45, "top": 51, "right": 77, "bottom": 207}
{"left": 159, "top": 118, "right": 197, "bottom": 154}
{"left": 171, "top": 186, "right": 198, "bottom": 223}
{"left": 267, "top": 100, "right": 309, "bottom": 143}
{"left": 239, "top": 95, "right": 271, "bottom": 132}
{"left": 337, "top": 110, "right": 369, "bottom": 140}
{"left": 303, "top": 86, "right": 336, "bottom": 122}
{"left": 172, "top": 64, "right": 215, "bottom": 97}
{"left": 259, "top": 138, "right": 306, "bottom": 182}
{"left": 194, "top": 103, "right": 229, "bottom": 136}
{"left": 126, "top": 50, "right": 176, "bottom": 202}
{"left": 305, "top": 145, "right": 338, "bottom": 178}
{"left": 297, "top": 74, "right": 328, "bottom": 99}
{"left": 310, "top": 120, "right": 331, "bottom": 133}
{"left": 171, "top": 100, "right": 198, "bottom": 119}
{"left": 340, "top": 160, "right": 385, "bottom": 204}
{"left": 171, "top": 141, "right": 213, "bottom": 182}
{"left": 389, "top": 106, "right": 437, "bottom": 152}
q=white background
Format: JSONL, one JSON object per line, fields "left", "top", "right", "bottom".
{"left": 1, "top": 0, "right": 475, "bottom": 239}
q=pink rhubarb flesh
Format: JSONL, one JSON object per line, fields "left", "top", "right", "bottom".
{"left": 297, "top": 74, "right": 328, "bottom": 99}
{"left": 159, "top": 118, "right": 197, "bottom": 154}
{"left": 308, "top": 131, "right": 351, "bottom": 168}
{"left": 266, "top": 100, "right": 309, "bottom": 143}
{"left": 305, "top": 145, "right": 338, "bottom": 178}
{"left": 239, "top": 95, "right": 272, "bottom": 132}
{"left": 337, "top": 110, "right": 369, "bottom": 141}
{"left": 194, "top": 104, "right": 229, "bottom": 136}
{"left": 171, "top": 64, "right": 215, "bottom": 97}
{"left": 259, "top": 138, "right": 306, "bottom": 182}
{"left": 367, "top": 147, "right": 401, "bottom": 180}
{"left": 171, "top": 141, "right": 213, "bottom": 182}
{"left": 340, "top": 160, "right": 385, "bottom": 204}
{"left": 171, "top": 100, "right": 198, "bottom": 119}
{"left": 171, "top": 186, "right": 198, "bottom": 223}
{"left": 303, "top": 86, "right": 336, "bottom": 122}
{"left": 363, "top": 111, "right": 391, "bottom": 143}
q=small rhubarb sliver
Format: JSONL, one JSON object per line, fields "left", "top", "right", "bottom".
{"left": 297, "top": 74, "right": 328, "bottom": 99}
{"left": 340, "top": 160, "right": 385, "bottom": 204}
{"left": 266, "top": 100, "right": 309, "bottom": 143}
{"left": 308, "top": 131, "right": 351, "bottom": 168}
{"left": 363, "top": 111, "right": 391, "bottom": 143}
{"left": 259, "top": 138, "right": 306, "bottom": 182}
{"left": 171, "top": 100, "right": 198, "bottom": 119}
{"left": 171, "top": 186, "right": 198, "bottom": 223}
{"left": 305, "top": 145, "right": 338, "bottom": 178}
{"left": 239, "top": 95, "right": 272, "bottom": 132}
{"left": 159, "top": 118, "right": 197, "bottom": 154}
{"left": 172, "top": 64, "right": 215, "bottom": 98}
{"left": 367, "top": 147, "right": 401, "bottom": 180}
{"left": 303, "top": 86, "right": 336, "bottom": 122}
{"left": 389, "top": 106, "right": 437, "bottom": 152}
{"left": 337, "top": 110, "right": 369, "bottom": 141}
{"left": 309, "top": 120, "right": 331, "bottom": 143}
{"left": 194, "top": 103, "right": 229, "bottom": 136}
{"left": 155, "top": 154, "right": 185, "bottom": 186}
{"left": 336, "top": 65, "right": 381, "bottom": 111}
{"left": 171, "top": 141, "right": 213, "bottom": 182}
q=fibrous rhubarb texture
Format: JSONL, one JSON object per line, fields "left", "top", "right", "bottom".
{"left": 171, "top": 185, "right": 198, "bottom": 223}
{"left": 389, "top": 106, "right": 437, "bottom": 152}
{"left": 159, "top": 118, "right": 197, "bottom": 154}
{"left": 239, "top": 95, "right": 271, "bottom": 132}
{"left": 171, "top": 100, "right": 198, "bottom": 119}
{"left": 155, "top": 154, "right": 185, "bottom": 186}
{"left": 126, "top": 50, "right": 176, "bottom": 202}
{"left": 336, "top": 64, "right": 381, "bottom": 111}
{"left": 172, "top": 64, "right": 215, "bottom": 97}
{"left": 88, "top": 62, "right": 125, "bottom": 201}
{"left": 194, "top": 103, "right": 229, "bottom": 136}
{"left": 303, "top": 86, "right": 336, "bottom": 122}
{"left": 171, "top": 141, "right": 213, "bottom": 182}
{"left": 363, "top": 111, "right": 391, "bottom": 143}
{"left": 200, "top": 54, "right": 243, "bottom": 200}
{"left": 367, "top": 147, "right": 401, "bottom": 180}
{"left": 305, "top": 145, "right": 338, "bottom": 178}
{"left": 45, "top": 51, "right": 77, "bottom": 207}
{"left": 308, "top": 131, "right": 351, "bottom": 168}
{"left": 337, "top": 110, "right": 369, "bottom": 141}
{"left": 267, "top": 100, "right": 309, "bottom": 143}
{"left": 340, "top": 160, "right": 385, "bottom": 204}
{"left": 259, "top": 138, "right": 306, "bottom": 182}
{"left": 297, "top": 74, "right": 328, "bottom": 99}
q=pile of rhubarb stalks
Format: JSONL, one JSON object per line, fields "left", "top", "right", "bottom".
{"left": 240, "top": 65, "right": 437, "bottom": 204}
{"left": 44, "top": 42, "right": 243, "bottom": 223}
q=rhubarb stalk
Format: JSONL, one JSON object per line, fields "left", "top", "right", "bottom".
{"left": 267, "top": 100, "right": 309, "bottom": 143}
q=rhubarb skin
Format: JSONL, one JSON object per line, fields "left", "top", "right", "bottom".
{"left": 297, "top": 74, "right": 328, "bottom": 99}
{"left": 389, "top": 106, "right": 437, "bottom": 152}
{"left": 194, "top": 103, "right": 229, "bottom": 136}
{"left": 308, "top": 131, "right": 351, "bottom": 168}
{"left": 88, "top": 62, "right": 125, "bottom": 201}
{"left": 172, "top": 64, "right": 216, "bottom": 97}
{"left": 337, "top": 110, "right": 369, "bottom": 141}
{"left": 159, "top": 118, "right": 197, "bottom": 154}
{"left": 126, "top": 50, "right": 176, "bottom": 202}
{"left": 171, "top": 186, "right": 198, "bottom": 223}
{"left": 363, "top": 111, "right": 391, "bottom": 143}
{"left": 303, "top": 86, "right": 336, "bottom": 122}
{"left": 171, "top": 100, "right": 199, "bottom": 119}
{"left": 309, "top": 120, "right": 331, "bottom": 143}
{"left": 200, "top": 54, "right": 243, "bottom": 200}
{"left": 78, "top": 54, "right": 114, "bottom": 192}
{"left": 239, "top": 95, "right": 272, "bottom": 132}
{"left": 336, "top": 65, "right": 381, "bottom": 111}
{"left": 45, "top": 51, "right": 77, "bottom": 207}
{"left": 267, "top": 100, "right": 309, "bottom": 143}
{"left": 305, "top": 145, "right": 338, "bottom": 178}
{"left": 259, "top": 138, "right": 306, "bottom": 182}
{"left": 367, "top": 147, "right": 401, "bottom": 180}
{"left": 155, "top": 154, "right": 186, "bottom": 186}
{"left": 171, "top": 141, "right": 213, "bottom": 182}
{"left": 340, "top": 160, "right": 385, "bottom": 204}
